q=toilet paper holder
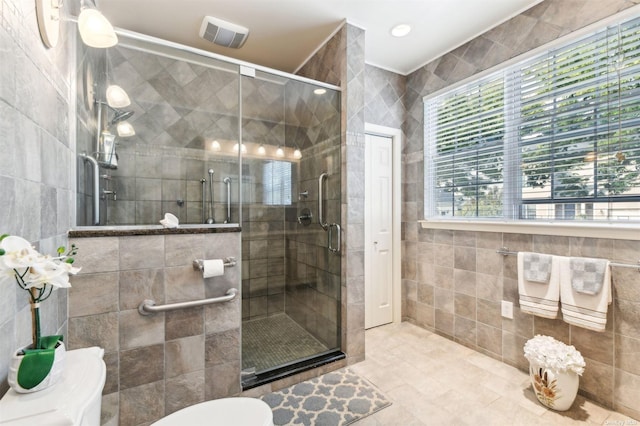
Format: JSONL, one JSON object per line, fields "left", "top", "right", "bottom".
{"left": 193, "top": 257, "right": 237, "bottom": 271}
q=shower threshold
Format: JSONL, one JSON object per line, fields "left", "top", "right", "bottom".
{"left": 241, "top": 350, "right": 345, "bottom": 390}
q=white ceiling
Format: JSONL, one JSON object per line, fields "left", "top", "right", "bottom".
{"left": 97, "top": 0, "right": 543, "bottom": 76}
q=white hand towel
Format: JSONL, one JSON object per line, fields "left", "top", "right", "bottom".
{"left": 560, "top": 257, "right": 611, "bottom": 332}
{"left": 202, "top": 259, "right": 225, "bottom": 278}
{"left": 518, "top": 252, "right": 561, "bottom": 319}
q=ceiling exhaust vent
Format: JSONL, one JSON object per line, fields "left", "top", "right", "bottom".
{"left": 199, "top": 16, "right": 249, "bottom": 49}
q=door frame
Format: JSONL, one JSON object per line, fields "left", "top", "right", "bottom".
{"left": 364, "top": 123, "right": 402, "bottom": 325}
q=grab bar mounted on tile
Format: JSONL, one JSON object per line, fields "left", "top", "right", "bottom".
{"left": 138, "top": 288, "right": 238, "bottom": 315}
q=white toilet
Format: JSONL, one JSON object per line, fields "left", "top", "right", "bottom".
{"left": 0, "top": 346, "right": 273, "bottom": 426}
{"left": 0, "top": 347, "right": 107, "bottom": 425}
{"left": 152, "top": 397, "right": 274, "bottom": 426}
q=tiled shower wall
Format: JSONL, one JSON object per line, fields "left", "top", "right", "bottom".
{"left": 0, "top": 0, "right": 75, "bottom": 395}
{"left": 401, "top": 0, "right": 640, "bottom": 419}
{"left": 68, "top": 231, "right": 241, "bottom": 425}
{"left": 298, "top": 22, "right": 367, "bottom": 363}
{"left": 77, "top": 45, "right": 241, "bottom": 226}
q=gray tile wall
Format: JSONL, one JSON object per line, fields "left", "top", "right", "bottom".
{"left": 298, "top": 23, "right": 367, "bottom": 364}
{"left": 68, "top": 232, "right": 242, "bottom": 425}
{"left": 401, "top": 0, "right": 640, "bottom": 419}
{"left": 0, "top": 0, "right": 76, "bottom": 396}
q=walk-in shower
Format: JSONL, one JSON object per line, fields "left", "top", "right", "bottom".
{"left": 75, "top": 29, "right": 343, "bottom": 387}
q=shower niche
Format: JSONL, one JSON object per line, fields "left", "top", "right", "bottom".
{"left": 75, "top": 32, "right": 343, "bottom": 387}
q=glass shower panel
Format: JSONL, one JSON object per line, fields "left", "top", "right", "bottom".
{"left": 76, "top": 34, "right": 241, "bottom": 226}
{"left": 241, "top": 70, "right": 342, "bottom": 376}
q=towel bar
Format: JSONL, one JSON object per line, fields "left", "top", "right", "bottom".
{"left": 138, "top": 288, "right": 238, "bottom": 315}
{"left": 496, "top": 247, "right": 640, "bottom": 271}
{"left": 192, "top": 257, "right": 236, "bottom": 271}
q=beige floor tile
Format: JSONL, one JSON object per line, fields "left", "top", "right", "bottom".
{"left": 366, "top": 403, "right": 426, "bottom": 426}
{"left": 352, "top": 322, "right": 636, "bottom": 425}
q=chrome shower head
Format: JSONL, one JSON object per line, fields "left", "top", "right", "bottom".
{"left": 110, "top": 109, "right": 134, "bottom": 125}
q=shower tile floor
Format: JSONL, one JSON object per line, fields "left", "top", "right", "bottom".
{"left": 242, "top": 313, "right": 329, "bottom": 373}
{"left": 351, "top": 322, "right": 637, "bottom": 425}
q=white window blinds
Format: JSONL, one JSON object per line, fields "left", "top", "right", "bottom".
{"left": 425, "top": 14, "right": 640, "bottom": 221}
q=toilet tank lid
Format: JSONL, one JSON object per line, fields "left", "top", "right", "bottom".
{"left": 0, "top": 347, "right": 106, "bottom": 426}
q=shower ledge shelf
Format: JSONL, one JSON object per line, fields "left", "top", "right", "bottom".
{"left": 69, "top": 223, "right": 241, "bottom": 238}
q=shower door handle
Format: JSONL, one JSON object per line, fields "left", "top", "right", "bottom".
{"left": 328, "top": 223, "right": 341, "bottom": 254}
{"left": 318, "top": 172, "right": 329, "bottom": 230}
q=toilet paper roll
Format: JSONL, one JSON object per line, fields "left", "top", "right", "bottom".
{"left": 202, "top": 259, "right": 225, "bottom": 278}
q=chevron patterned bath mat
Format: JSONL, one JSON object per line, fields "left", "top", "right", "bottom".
{"left": 260, "top": 368, "right": 391, "bottom": 425}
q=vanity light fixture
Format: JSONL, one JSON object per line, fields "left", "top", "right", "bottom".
{"left": 116, "top": 121, "right": 135, "bottom": 137}
{"left": 78, "top": 8, "right": 118, "bottom": 48}
{"left": 106, "top": 85, "right": 131, "bottom": 108}
{"left": 36, "top": 0, "right": 63, "bottom": 48}
{"left": 276, "top": 146, "right": 285, "bottom": 157}
{"left": 233, "top": 143, "right": 247, "bottom": 154}
{"left": 391, "top": 23, "right": 411, "bottom": 38}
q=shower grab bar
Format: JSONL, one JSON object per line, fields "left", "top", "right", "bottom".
{"left": 79, "top": 153, "right": 100, "bottom": 225}
{"left": 192, "top": 257, "right": 237, "bottom": 270}
{"left": 201, "top": 178, "right": 206, "bottom": 224}
{"left": 318, "top": 172, "right": 329, "bottom": 230}
{"left": 138, "top": 288, "right": 238, "bottom": 315}
{"left": 328, "top": 223, "right": 341, "bottom": 253}
{"left": 223, "top": 177, "right": 231, "bottom": 223}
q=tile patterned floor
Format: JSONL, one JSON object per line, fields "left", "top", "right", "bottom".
{"left": 242, "top": 314, "right": 328, "bottom": 372}
{"left": 351, "top": 322, "right": 638, "bottom": 426}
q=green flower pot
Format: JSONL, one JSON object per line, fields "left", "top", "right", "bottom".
{"left": 8, "top": 336, "right": 66, "bottom": 394}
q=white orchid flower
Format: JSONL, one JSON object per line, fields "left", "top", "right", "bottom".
{"left": 0, "top": 234, "right": 80, "bottom": 292}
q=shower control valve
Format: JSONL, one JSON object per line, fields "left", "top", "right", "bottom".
{"left": 101, "top": 189, "right": 117, "bottom": 201}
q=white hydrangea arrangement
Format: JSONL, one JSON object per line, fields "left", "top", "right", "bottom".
{"left": 524, "top": 335, "right": 585, "bottom": 375}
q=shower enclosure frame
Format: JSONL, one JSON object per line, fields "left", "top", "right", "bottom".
{"left": 78, "top": 28, "right": 345, "bottom": 389}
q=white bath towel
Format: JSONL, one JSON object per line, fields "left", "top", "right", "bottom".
{"left": 560, "top": 257, "right": 612, "bottom": 332}
{"left": 518, "top": 252, "right": 561, "bottom": 319}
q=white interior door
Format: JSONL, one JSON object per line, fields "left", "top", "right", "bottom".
{"left": 365, "top": 133, "right": 394, "bottom": 329}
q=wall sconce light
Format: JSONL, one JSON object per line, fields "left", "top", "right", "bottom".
{"left": 36, "top": 0, "right": 63, "bottom": 48}
{"left": 293, "top": 147, "right": 302, "bottom": 159}
{"left": 106, "top": 85, "right": 131, "bottom": 108}
{"left": 276, "top": 146, "right": 285, "bottom": 157}
{"left": 78, "top": 8, "right": 118, "bottom": 48}
{"left": 211, "top": 140, "right": 221, "bottom": 151}
{"left": 116, "top": 121, "right": 135, "bottom": 137}
{"left": 233, "top": 143, "right": 246, "bottom": 154}
{"left": 257, "top": 144, "right": 266, "bottom": 155}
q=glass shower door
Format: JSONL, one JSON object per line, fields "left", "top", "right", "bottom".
{"left": 240, "top": 70, "right": 342, "bottom": 383}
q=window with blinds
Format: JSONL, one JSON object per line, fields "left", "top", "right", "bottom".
{"left": 425, "top": 14, "right": 640, "bottom": 221}
{"left": 262, "top": 160, "right": 292, "bottom": 205}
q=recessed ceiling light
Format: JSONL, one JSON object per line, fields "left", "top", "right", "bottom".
{"left": 391, "top": 24, "right": 411, "bottom": 38}
{"left": 313, "top": 88, "right": 326, "bottom": 95}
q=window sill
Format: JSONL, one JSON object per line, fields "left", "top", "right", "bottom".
{"left": 418, "top": 219, "right": 640, "bottom": 241}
